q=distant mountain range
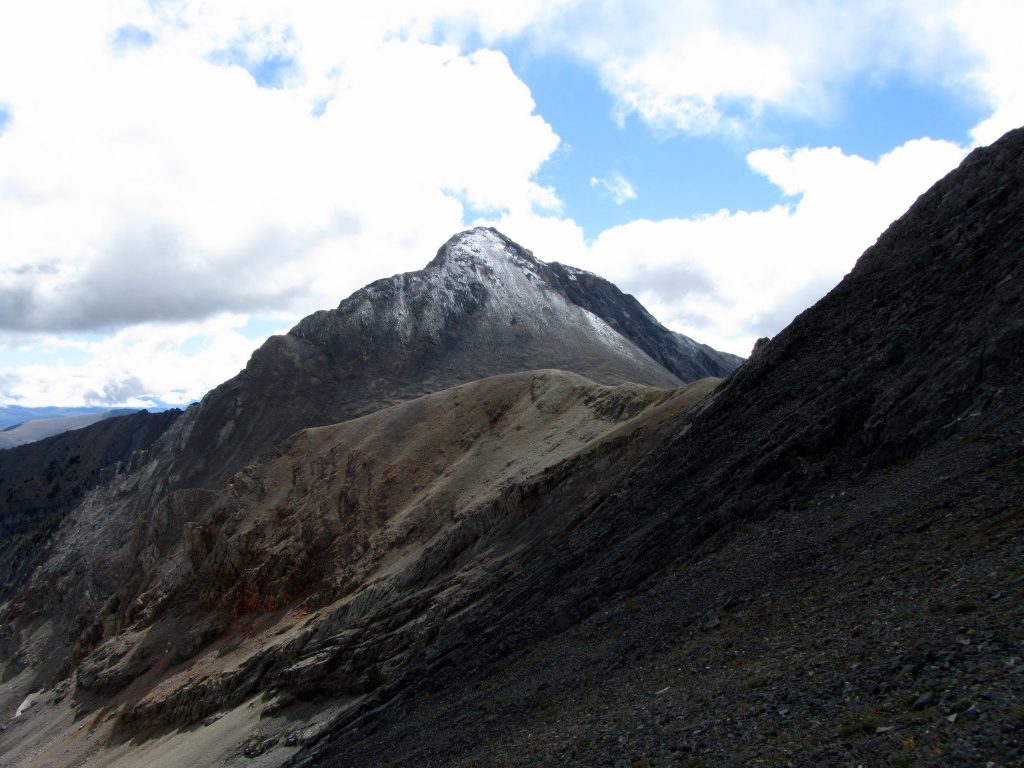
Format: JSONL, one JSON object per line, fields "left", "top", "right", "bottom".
{"left": 0, "top": 126, "right": 1021, "bottom": 768}
{"left": 0, "top": 406, "right": 130, "bottom": 431}
{"left": 0, "top": 408, "right": 141, "bottom": 450}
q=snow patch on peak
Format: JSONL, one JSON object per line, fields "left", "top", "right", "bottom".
{"left": 437, "top": 228, "right": 543, "bottom": 277}
{"left": 450, "top": 226, "right": 502, "bottom": 249}
{"left": 581, "top": 308, "right": 633, "bottom": 356}
{"left": 292, "top": 227, "right": 687, "bottom": 384}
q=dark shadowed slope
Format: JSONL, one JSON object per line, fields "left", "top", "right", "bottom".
{"left": 545, "top": 261, "right": 743, "bottom": 381}
{"left": 293, "top": 128, "right": 1024, "bottom": 767}
{"left": 0, "top": 409, "right": 180, "bottom": 598}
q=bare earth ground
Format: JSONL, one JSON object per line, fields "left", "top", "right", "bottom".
{"left": 0, "top": 372, "right": 718, "bottom": 768}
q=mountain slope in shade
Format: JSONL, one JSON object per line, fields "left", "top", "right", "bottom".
{"left": 0, "top": 409, "right": 180, "bottom": 598}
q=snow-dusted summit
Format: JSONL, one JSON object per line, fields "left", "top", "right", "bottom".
{"left": 158, "top": 227, "right": 743, "bottom": 490}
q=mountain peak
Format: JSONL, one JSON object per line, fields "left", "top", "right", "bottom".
{"left": 147, "top": 228, "right": 740, "bottom": 491}
{"left": 427, "top": 226, "right": 546, "bottom": 281}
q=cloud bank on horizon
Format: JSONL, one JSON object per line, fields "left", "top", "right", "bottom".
{"left": 0, "top": 0, "right": 1021, "bottom": 406}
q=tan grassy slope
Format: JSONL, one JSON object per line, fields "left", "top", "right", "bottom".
{"left": 0, "top": 370, "right": 719, "bottom": 768}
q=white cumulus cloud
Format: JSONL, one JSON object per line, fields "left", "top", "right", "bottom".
{"left": 0, "top": 314, "right": 273, "bottom": 407}
{"left": 590, "top": 173, "right": 638, "bottom": 205}
{"left": 524, "top": 0, "right": 995, "bottom": 137}
{"left": 571, "top": 138, "right": 967, "bottom": 356}
{"left": 0, "top": 4, "right": 560, "bottom": 336}
{"left": 0, "top": 0, "right": 1020, "bottom": 405}
{"left": 950, "top": 0, "right": 1024, "bottom": 144}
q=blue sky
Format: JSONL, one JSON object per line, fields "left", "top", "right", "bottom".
{"left": 510, "top": 48, "right": 988, "bottom": 237}
{"left": 0, "top": 1, "right": 1020, "bottom": 406}
{"left": 511, "top": 50, "right": 782, "bottom": 236}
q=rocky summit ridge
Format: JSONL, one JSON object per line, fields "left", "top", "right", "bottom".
{"left": 0, "top": 126, "right": 1022, "bottom": 768}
